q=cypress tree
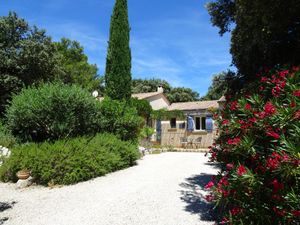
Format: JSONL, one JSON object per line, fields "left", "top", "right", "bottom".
{"left": 105, "top": 0, "right": 132, "bottom": 100}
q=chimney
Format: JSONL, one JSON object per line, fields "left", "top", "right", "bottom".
{"left": 157, "top": 85, "right": 164, "bottom": 93}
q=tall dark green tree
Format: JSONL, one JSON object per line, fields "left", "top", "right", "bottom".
{"left": 105, "top": 0, "right": 132, "bottom": 100}
{"left": 207, "top": 0, "right": 300, "bottom": 83}
{"left": 0, "top": 12, "right": 59, "bottom": 115}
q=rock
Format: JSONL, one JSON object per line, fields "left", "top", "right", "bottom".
{"left": 16, "top": 176, "right": 33, "bottom": 189}
{"left": 0, "top": 146, "right": 11, "bottom": 157}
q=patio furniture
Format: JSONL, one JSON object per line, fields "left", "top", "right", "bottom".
{"left": 194, "top": 137, "right": 202, "bottom": 149}
{"left": 180, "top": 137, "right": 188, "bottom": 149}
{"left": 187, "top": 138, "right": 194, "bottom": 149}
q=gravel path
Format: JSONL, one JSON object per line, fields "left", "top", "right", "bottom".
{"left": 0, "top": 152, "right": 217, "bottom": 225}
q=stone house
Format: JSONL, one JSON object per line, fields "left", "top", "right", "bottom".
{"left": 132, "top": 86, "right": 225, "bottom": 148}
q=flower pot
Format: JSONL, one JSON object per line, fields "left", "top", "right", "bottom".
{"left": 16, "top": 170, "right": 30, "bottom": 180}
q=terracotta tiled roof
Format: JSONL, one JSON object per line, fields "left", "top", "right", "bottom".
{"left": 132, "top": 92, "right": 161, "bottom": 100}
{"left": 168, "top": 100, "right": 219, "bottom": 111}
{"left": 97, "top": 92, "right": 162, "bottom": 101}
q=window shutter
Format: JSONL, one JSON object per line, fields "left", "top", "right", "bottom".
{"left": 206, "top": 115, "right": 213, "bottom": 133}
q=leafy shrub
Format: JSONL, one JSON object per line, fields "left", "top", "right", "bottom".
{"left": 98, "top": 98, "right": 143, "bottom": 141}
{"left": 0, "top": 121, "right": 16, "bottom": 148}
{"left": 128, "top": 98, "right": 153, "bottom": 118}
{"left": 6, "top": 83, "right": 101, "bottom": 142}
{"left": 207, "top": 66, "right": 300, "bottom": 224}
{"left": 0, "top": 133, "right": 139, "bottom": 185}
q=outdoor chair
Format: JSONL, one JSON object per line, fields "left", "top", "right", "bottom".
{"left": 187, "top": 138, "right": 194, "bottom": 149}
{"left": 194, "top": 137, "right": 202, "bottom": 149}
{"left": 180, "top": 137, "right": 188, "bottom": 149}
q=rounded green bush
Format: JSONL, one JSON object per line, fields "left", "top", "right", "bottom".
{"left": 0, "top": 133, "right": 140, "bottom": 185}
{"left": 6, "top": 83, "right": 101, "bottom": 142}
{"left": 98, "top": 98, "right": 143, "bottom": 141}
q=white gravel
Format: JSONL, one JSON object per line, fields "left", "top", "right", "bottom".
{"left": 0, "top": 152, "right": 217, "bottom": 225}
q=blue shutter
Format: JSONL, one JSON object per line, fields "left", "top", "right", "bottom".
{"left": 206, "top": 116, "right": 213, "bottom": 133}
{"left": 187, "top": 116, "right": 194, "bottom": 131}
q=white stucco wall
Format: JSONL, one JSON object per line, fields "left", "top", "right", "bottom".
{"left": 147, "top": 94, "right": 169, "bottom": 110}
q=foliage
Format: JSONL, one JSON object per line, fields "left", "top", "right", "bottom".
{"left": 132, "top": 78, "right": 172, "bottom": 94}
{"left": 207, "top": 66, "right": 300, "bottom": 224}
{"left": 140, "top": 126, "right": 155, "bottom": 139}
{"left": 0, "top": 133, "right": 139, "bottom": 185}
{"left": 0, "top": 121, "right": 16, "bottom": 148}
{"left": 0, "top": 12, "right": 59, "bottom": 115}
{"left": 6, "top": 83, "right": 101, "bottom": 142}
{"left": 207, "top": 0, "right": 300, "bottom": 83}
{"left": 105, "top": 0, "right": 132, "bottom": 100}
{"left": 132, "top": 78, "right": 200, "bottom": 103}
{"left": 151, "top": 109, "right": 185, "bottom": 120}
{"left": 128, "top": 98, "right": 153, "bottom": 118}
{"left": 167, "top": 87, "right": 200, "bottom": 103}
{"left": 54, "top": 38, "right": 104, "bottom": 93}
{"left": 201, "top": 71, "right": 234, "bottom": 100}
{"left": 98, "top": 98, "right": 143, "bottom": 141}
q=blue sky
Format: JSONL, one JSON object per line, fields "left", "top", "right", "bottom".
{"left": 1, "top": 0, "right": 233, "bottom": 97}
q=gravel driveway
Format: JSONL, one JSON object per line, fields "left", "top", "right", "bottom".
{"left": 0, "top": 152, "right": 217, "bottom": 225}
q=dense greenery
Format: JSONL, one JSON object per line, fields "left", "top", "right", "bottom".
{"left": 0, "top": 133, "right": 139, "bottom": 185}
{"left": 6, "top": 83, "right": 101, "bottom": 142}
{"left": 54, "top": 38, "right": 103, "bottom": 92}
{"left": 0, "top": 12, "right": 59, "bottom": 115}
{"left": 207, "top": 66, "right": 300, "bottom": 224}
{"left": 98, "top": 98, "right": 143, "bottom": 141}
{"left": 0, "top": 121, "right": 16, "bottom": 148}
{"left": 207, "top": 0, "right": 300, "bottom": 83}
{"left": 201, "top": 71, "right": 234, "bottom": 100}
{"left": 129, "top": 98, "right": 153, "bottom": 118}
{"left": 132, "top": 78, "right": 200, "bottom": 103}
{"left": 105, "top": 0, "right": 132, "bottom": 100}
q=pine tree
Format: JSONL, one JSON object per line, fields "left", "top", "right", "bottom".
{"left": 105, "top": 0, "right": 132, "bottom": 100}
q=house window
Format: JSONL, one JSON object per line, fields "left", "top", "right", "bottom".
{"left": 195, "top": 116, "right": 206, "bottom": 131}
{"left": 170, "top": 118, "right": 176, "bottom": 128}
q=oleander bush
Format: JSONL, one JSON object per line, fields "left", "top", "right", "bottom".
{"left": 6, "top": 83, "right": 101, "bottom": 142}
{"left": 0, "top": 133, "right": 139, "bottom": 185}
{"left": 207, "top": 66, "right": 300, "bottom": 224}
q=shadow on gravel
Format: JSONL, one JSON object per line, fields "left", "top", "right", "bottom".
{"left": 0, "top": 201, "right": 16, "bottom": 225}
{"left": 179, "top": 173, "right": 216, "bottom": 222}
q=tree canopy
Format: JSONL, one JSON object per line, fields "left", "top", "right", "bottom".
{"left": 201, "top": 71, "right": 234, "bottom": 100}
{"left": 105, "top": 0, "right": 132, "bottom": 100}
{"left": 0, "top": 12, "right": 59, "bottom": 115}
{"left": 207, "top": 0, "right": 300, "bottom": 83}
{"left": 132, "top": 78, "right": 199, "bottom": 103}
{"left": 54, "top": 38, "right": 103, "bottom": 93}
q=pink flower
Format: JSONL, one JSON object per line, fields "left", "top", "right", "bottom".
{"left": 230, "top": 101, "right": 238, "bottom": 110}
{"left": 237, "top": 165, "right": 247, "bottom": 176}
{"left": 227, "top": 137, "right": 241, "bottom": 145}
{"left": 205, "top": 194, "right": 214, "bottom": 202}
{"left": 273, "top": 207, "right": 286, "bottom": 217}
{"left": 264, "top": 102, "right": 277, "bottom": 115}
{"left": 290, "top": 102, "right": 296, "bottom": 108}
{"left": 249, "top": 117, "right": 257, "bottom": 123}
{"left": 271, "top": 179, "right": 284, "bottom": 193}
{"left": 261, "top": 77, "right": 268, "bottom": 82}
{"left": 230, "top": 207, "right": 243, "bottom": 216}
{"left": 291, "top": 210, "right": 300, "bottom": 217}
{"left": 244, "top": 103, "right": 252, "bottom": 110}
{"left": 266, "top": 128, "right": 280, "bottom": 139}
{"left": 294, "top": 89, "right": 300, "bottom": 97}
{"left": 226, "top": 163, "right": 234, "bottom": 171}
{"left": 222, "top": 120, "right": 229, "bottom": 125}
{"left": 293, "top": 110, "right": 300, "bottom": 119}
{"left": 205, "top": 181, "right": 214, "bottom": 189}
